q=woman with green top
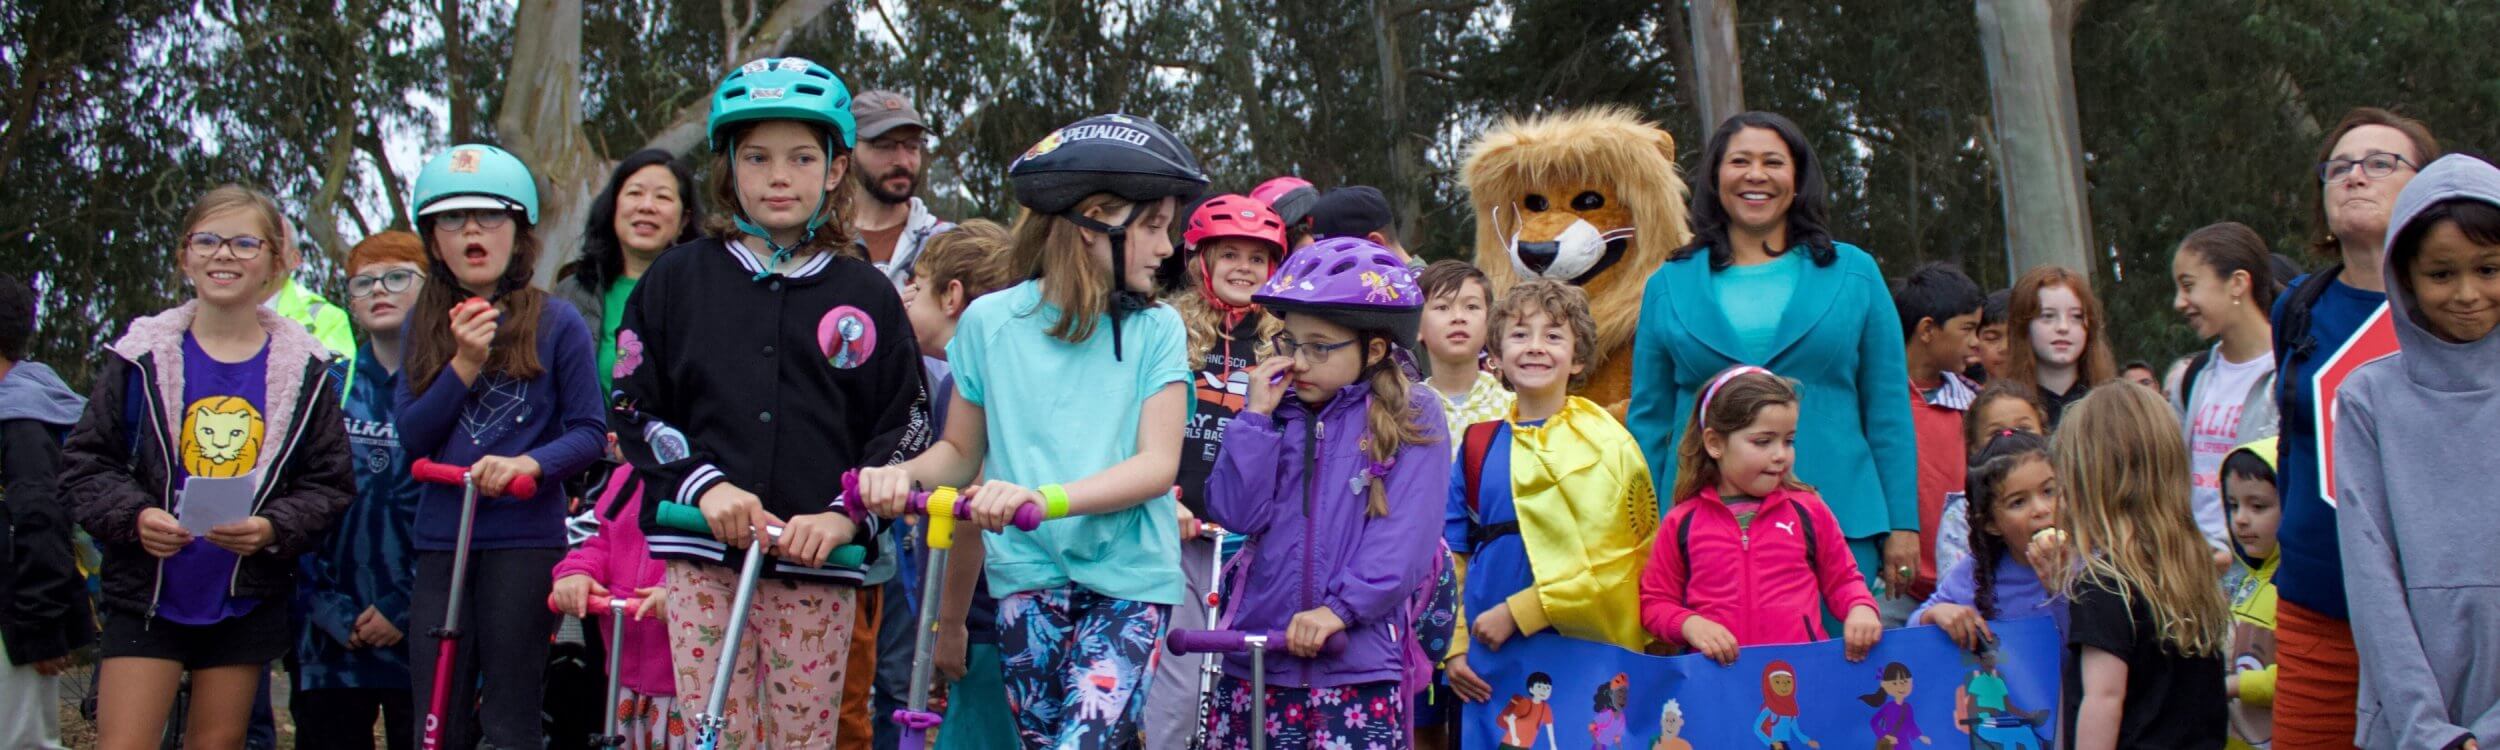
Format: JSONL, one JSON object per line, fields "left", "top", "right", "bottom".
{"left": 554, "top": 149, "right": 703, "bottom": 396}
{"left": 1625, "top": 111, "right": 1920, "bottom": 605}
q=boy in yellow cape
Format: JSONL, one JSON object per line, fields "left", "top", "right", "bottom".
{"left": 1444, "top": 280, "right": 1659, "bottom": 697}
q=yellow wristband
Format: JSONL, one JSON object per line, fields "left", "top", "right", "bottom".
{"left": 1040, "top": 484, "right": 1071, "bottom": 519}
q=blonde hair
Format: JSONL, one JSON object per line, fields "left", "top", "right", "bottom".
{"left": 1169, "top": 241, "right": 1285, "bottom": 363}
{"left": 1671, "top": 367, "right": 1812, "bottom": 503}
{"left": 1357, "top": 347, "right": 1431, "bottom": 517}
{"left": 2051, "top": 382, "right": 2230, "bottom": 658}
{"left": 1009, "top": 194, "right": 1143, "bottom": 344}
{"left": 912, "top": 219, "right": 1017, "bottom": 302}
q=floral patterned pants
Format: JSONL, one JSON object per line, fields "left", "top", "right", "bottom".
{"left": 996, "top": 585, "right": 1169, "bottom": 750}
{"left": 664, "top": 561, "right": 857, "bottom": 750}
{"left": 1204, "top": 677, "right": 1405, "bottom": 750}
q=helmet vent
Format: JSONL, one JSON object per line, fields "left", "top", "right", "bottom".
{"left": 722, "top": 86, "right": 748, "bottom": 100}
{"left": 1329, "top": 259, "right": 1357, "bottom": 275}
{"left": 804, "top": 68, "right": 833, "bottom": 80}
{"left": 795, "top": 84, "right": 826, "bottom": 97}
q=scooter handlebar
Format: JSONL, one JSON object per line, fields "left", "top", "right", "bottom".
{"left": 1165, "top": 629, "right": 1348, "bottom": 658}
{"left": 545, "top": 595, "right": 642, "bottom": 616}
{"left": 651, "top": 501, "right": 867, "bottom": 569}
{"left": 409, "top": 458, "right": 538, "bottom": 499}
{"left": 838, "top": 471, "right": 1048, "bottom": 531}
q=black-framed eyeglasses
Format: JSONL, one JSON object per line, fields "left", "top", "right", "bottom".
{"left": 429, "top": 208, "right": 512, "bottom": 231}
{"left": 2318, "top": 153, "right": 2415, "bottom": 183}
{"left": 348, "top": 268, "right": 425, "bottom": 298}
{"left": 185, "top": 232, "right": 269, "bottom": 260}
{"left": 1269, "top": 333, "right": 1358, "bottom": 363}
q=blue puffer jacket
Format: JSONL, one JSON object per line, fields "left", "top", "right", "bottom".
{"left": 295, "top": 348, "right": 418, "bottom": 691}
{"left": 1205, "top": 380, "right": 1450, "bottom": 689}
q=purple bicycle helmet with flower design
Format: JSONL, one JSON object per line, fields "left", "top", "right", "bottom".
{"left": 1253, "top": 236, "right": 1424, "bottom": 345}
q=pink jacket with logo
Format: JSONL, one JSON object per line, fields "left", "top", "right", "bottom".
{"left": 1639, "top": 486, "right": 1877, "bottom": 649}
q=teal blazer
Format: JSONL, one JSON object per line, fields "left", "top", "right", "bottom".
{"left": 1626, "top": 242, "right": 1919, "bottom": 539}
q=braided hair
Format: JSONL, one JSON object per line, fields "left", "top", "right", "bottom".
{"left": 1965, "top": 429, "right": 2051, "bottom": 620}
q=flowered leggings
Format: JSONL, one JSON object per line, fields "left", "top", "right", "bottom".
{"left": 996, "top": 585, "right": 1169, "bottom": 750}
{"left": 1204, "top": 678, "right": 1404, "bottom": 750}
{"left": 664, "top": 561, "right": 857, "bottom": 750}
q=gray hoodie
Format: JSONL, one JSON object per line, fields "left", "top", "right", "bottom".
{"left": 2334, "top": 153, "right": 2500, "bottom": 750}
{"left": 0, "top": 361, "right": 84, "bottom": 428}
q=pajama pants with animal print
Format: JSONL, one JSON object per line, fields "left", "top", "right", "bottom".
{"left": 996, "top": 585, "right": 1170, "bottom": 750}
{"left": 664, "top": 561, "right": 858, "bottom": 750}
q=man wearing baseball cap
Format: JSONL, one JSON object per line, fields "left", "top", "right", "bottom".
{"left": 851, "top": 89, "right": 956, "bottom": 288}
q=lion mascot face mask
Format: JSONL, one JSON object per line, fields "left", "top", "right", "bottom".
{"left": 1464, "top": 107, "right": 1691, "bottom": 412}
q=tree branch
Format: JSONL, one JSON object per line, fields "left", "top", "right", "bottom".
{"left": 358, "top": 128, "right": 411, "bottom": 230}
{"left": 871, "top": 0, "right": 915, "bottom": 60}
{"left": 653, "top": 0, "right": 842, "bottom": 156}
{"left": 1391, "top": 0, "right": 1481, "bottom": 20}
{"left": 1406, "top": 67, "right": 1460, "bottom": 83}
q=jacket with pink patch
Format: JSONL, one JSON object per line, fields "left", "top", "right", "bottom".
{"left": 61, "top": 302, "right": 356, "bottom": 617}
{"left": 1639, "top": 486, "right": 1877, "bottom": 649}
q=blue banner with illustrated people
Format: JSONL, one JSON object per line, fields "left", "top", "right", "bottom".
{"left": 1464, "top": 617, "right": 2061, "bottom": 750}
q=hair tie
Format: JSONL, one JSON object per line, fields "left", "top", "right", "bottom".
{"left": 1698, "top": 365, "right": 1775, "bottom": 419}
{"left": 1349, "top": 456, "right": 1396, "bottom": 496}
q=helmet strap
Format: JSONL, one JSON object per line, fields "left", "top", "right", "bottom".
{"left": 1061, "top": 206, "right": 1155, "bottom": 361}
{"left": 1196, "top": 250, "right": 1260, "bottom": 330}
{"left": 725, "top": 149, "right": 837, "bottom": 282}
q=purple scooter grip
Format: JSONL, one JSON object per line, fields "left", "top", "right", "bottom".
{"left": 1166, "top": 629, "right": 1349, "bottom": 657}
{"left": 838, "top": 471, "right": 1048, "bottom": 531}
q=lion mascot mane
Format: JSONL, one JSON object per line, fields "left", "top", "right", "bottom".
{"left": 1463, "top": 106, "right": 1691, "bottom": 413}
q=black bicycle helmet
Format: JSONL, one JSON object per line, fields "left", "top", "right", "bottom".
{"left": 1007, "top": 114, "right": 1210, "bottom": 360}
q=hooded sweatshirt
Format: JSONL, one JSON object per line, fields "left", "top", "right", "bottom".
{"left": 0, "top": 361, "right": 94, "bottom": 665}
{"left": 2333, "top": 153, "right": 2500, "bottom": 750}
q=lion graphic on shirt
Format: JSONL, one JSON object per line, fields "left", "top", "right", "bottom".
{"left": 182, "top": 395, "right": 264, "bottom": 478}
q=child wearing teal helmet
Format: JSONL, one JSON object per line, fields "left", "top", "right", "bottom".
{"left": 609, "top": 57, "right": 932, "bottom": 748}
{"left": 855, "top": 113, "right": 1207, "bottom": 749}
{"left": 394, "top": 143, "right": 609, "bottom": 749}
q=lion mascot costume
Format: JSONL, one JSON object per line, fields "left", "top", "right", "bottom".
{"left": 1463, "top": 106, "right": 1691, "bottom": 414}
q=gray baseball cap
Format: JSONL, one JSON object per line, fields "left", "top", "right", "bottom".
{"left": 852, "top": 90, "right": 933, "bottom": 141}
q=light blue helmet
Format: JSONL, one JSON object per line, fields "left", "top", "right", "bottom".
{"left": 411, "top": 144, "right": 540, "bottom": 225}
{"left": 707, "top": 57, "right": 856, "bottom": 152}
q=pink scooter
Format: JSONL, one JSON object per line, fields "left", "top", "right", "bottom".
{"left": 409, "top": 458, "right": 539, "bottom": 750}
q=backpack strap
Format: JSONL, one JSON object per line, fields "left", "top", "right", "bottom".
{"left": 2275, "top": 264, "right": 2344, "bottom": 374}
{"left": 2178, "top": 347, "right": 2214, "bottom": 413}
{"left": 2272, "top": 264, "right": 2344, "bottom": 429}
{"left": 1460, "top": 420, "right": 1501, "bottom": 515}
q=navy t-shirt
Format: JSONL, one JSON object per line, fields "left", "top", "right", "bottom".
{"left": 160, "top": 332, "right": 269, "bottom": 625}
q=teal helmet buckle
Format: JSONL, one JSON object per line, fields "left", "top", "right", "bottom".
{"left": 412, "top": 144, "right": 541, "bottom": 225}
{"left": 707, "top": 57, "right": 857, "bottom": 152}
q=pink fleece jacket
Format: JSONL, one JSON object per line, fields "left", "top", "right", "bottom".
{"left": 551, "top": 465, "right": 673, "bottom": 696}
{"left": 1639, "top": 486, "right": 1878, "bottom": 649}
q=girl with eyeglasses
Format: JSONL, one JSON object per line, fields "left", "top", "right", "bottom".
{"left": 289, "top": 230, "right": 429, "bottom": 749}
{"left": 393, "top": 144, "right": 607, "bottom": 749}
{"left": 62, "top": 184, "right": 356, "bottom": 749}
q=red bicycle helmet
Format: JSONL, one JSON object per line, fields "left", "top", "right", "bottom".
{"left": 1183, "top": 194, "right": 1289, "bottom": 255}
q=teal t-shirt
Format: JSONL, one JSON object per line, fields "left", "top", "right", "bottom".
{"left": 596, "top": 276, "right": 637, "bottom": 395}
{"left": 948, "top": 280, "right": 1190, "bottom": 605}
{"left": 1715, "top": 250, "right": 1806, "bottom": 360}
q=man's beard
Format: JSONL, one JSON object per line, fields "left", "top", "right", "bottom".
{"left": 861, "top": 168, "right": 917, "bottom": 205}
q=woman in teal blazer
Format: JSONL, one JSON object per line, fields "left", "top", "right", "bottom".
{"left": 1627, "top": 111, "right": 1920, "bottom": 594}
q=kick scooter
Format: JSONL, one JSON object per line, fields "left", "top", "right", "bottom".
{"left": 1166, "top": 629, "right": 1349, "bottom": 750}
{"left": 409, "top": 458, "right": 539, "bottom": 750}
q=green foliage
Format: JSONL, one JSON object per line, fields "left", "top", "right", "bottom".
{"left": 15, "top": 0, "right": 2500, "bottom": 389}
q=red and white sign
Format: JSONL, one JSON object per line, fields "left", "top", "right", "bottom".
{"left": 2312, "top": 303, "right": 2401, "bottom": 507}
